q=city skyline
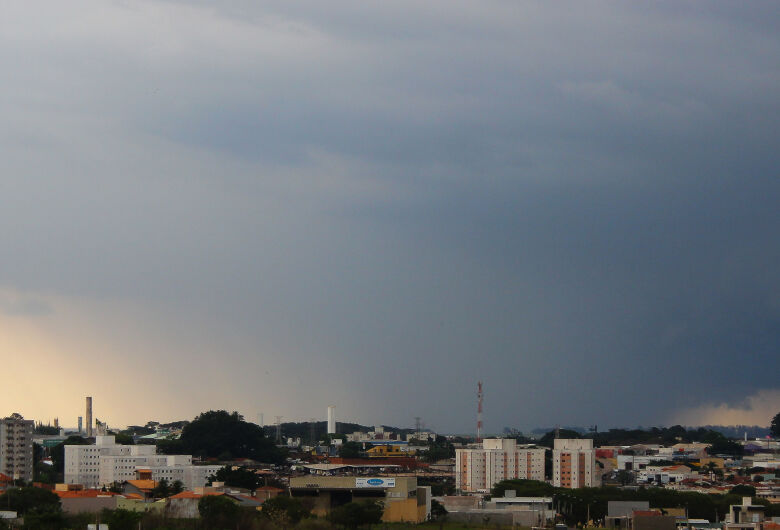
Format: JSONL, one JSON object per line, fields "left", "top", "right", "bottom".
{"left": 1, "top": 1, "right": 779, "bottom": 432}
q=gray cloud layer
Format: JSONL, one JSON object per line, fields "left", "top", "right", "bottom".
{"left": 1, "top": 1, "right": 778, "bottom": 431}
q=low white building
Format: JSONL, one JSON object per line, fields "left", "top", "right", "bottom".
{"left": 637, "top": 464, "right": 698, "bottom": 484}
{"left": 616, "top": 454, "right": 669, "bottom": 471}
{"left": 65, "top": 435, "right": 221, "bottom": 490}
{"left": 489, "top": 495, "right": 553, "bottom": 512}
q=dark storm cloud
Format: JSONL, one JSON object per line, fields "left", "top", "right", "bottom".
{"left": 0, "top": 0, "right": 777, "bottom": 429}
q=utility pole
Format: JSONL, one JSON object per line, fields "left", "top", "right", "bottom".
{"left": 310, "top": 418, "right": 317, "bottom": 446}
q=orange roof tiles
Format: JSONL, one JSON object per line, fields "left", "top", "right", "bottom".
{"left": 126, "top": 480, "right": 157, "bottom": 491}
{"left": 123, "top": 493, "right": 144, "bottom": 500}
{"left": 170, "top": 491, "right": 224, "bottom": 499}
{"left": 55, "top": 490, "right": 121, "bottom": 498}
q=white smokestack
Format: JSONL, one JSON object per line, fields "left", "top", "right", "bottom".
{"left": 327, "top": 405, "right": 336, "bottom": 435}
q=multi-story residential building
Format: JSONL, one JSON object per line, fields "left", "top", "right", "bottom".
{"left": 64, "top": 435, "right": 221, "bottom": 490}
{"left": 0, "top": 413, "right": 34, "bottom": 482}
{"left": 552, "top": 439, "right": 600, "bottom": 488}
{"left": 455, "top": 438, "right": 545, "bottom": 493}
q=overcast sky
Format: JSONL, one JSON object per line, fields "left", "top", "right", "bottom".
{"left": 1, "top": 1, "right": 778, "bottom": 434}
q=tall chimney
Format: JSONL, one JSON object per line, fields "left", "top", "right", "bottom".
{"left": 86, "top": 397, "right": 93, "bottom": 437}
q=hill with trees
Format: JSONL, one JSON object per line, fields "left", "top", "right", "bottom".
{"left": 157, "top": 410, "right": 286, "bottom": 463}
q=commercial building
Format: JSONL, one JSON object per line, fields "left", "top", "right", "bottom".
{"left": 289, "top": 475, "right": 430, "bottom": 523}
{"left": 64, "top": 435, "right": 221, "bottom": 490}
{"left": 637, "top": 465, "right": 697, "bottom": 484}
{"left": 552, "top": 439, "right": 600, "bottom": 488}
{"left": 0, "top": 414, "right": 34, "bottom": 482}
{"left": 455, "top": 438, "right": 546, "bottom": 493}
{"left": 724, "top": 497, "right": 765, "bottom": 530}
{"left": 605, "top": 501, "right": 651, "bottom": 528}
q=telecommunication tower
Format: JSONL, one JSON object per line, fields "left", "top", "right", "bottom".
{"left": 477, "top": 381, "right": 483, "bottom": 442}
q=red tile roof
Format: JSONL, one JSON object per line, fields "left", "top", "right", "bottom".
{"left": 55, "top": 490, "right": 121, "bottom": 499}
{"left": 169, "top": 491, "right": 224, "bottom": 499}
{"left": 126, "top": 480, "right": 157, "bottom": 492}
{"left": 123, "top": 493, "right": 144, "bottom": 500}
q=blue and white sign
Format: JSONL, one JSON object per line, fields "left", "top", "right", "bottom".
{"left": 355, "top": 478, "right": 396, "bottom": 488}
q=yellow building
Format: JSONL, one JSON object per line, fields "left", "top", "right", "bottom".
{"left": 289, "top": 476, "right": 429, "bottom": 523}
{"left": 366, "top": 445, "right": 414, "bottom": 457}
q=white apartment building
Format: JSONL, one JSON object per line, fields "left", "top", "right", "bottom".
{"left": 65, "top": 435, "right": 221, "bottom": 490}
{"left": 456, "top": 438, "right": 546, "bottom": 493}
{"left": 0, "top": 414, "right": 34, "bottom": 482}
{"left": 552, "top": 439, "right": 600, "bottom": 488}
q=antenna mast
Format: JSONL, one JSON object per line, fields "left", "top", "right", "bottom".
{"left": 477, "top": 381, "right": 483, "bottom": 442}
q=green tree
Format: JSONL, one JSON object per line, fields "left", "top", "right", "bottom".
{"left": 33, "top": 445, "right": 57, "bottom": 485}
{"left": 329, "top": 500, "right": 383, "bottom": 529}
{"left": 179, "top": 410, "right": 286, "bottom": 462}
{"left": 171, "top": 480, "right": 184, "bottom": 494}
{"left": 771, "top": 411, "right": 780, "bottom": 438}
{"left": 704, "top": 461, "right": 718, "bottom": 480}
{"left": 151, "top": 478, "right": 170, "bottom": 498}
{"left": 615, "top": 470, "right": 634, "bottom": 486}
{"left": 430, "top": 499, "right": 448, "bottom": 521}
{"left": 261, "top": 495, "right": 310, "bottom": 525}
{"left": 537, "top": 430, "right": 581, "bottom": 448}
{"left": 122, "top": 425, "right": 155, "bottom": 436}
{"left": 705, "top": 436, "right": 743, "bottom": 457}
{"left": 491, "top": 479, "right": 554, "bottom": 498}
{"left": 0, "top": 487, "right": 61, "bottom": 515}
{"left": 198, "top": 495, "right": 240, "bottom": 527}
{"left": 155, "top": 438, "right": 184, "bottom": 454}
{"left": 34, "top": 424, "right": 59, "bottom": 435}
{"left": 729, "top": 485, "right": 756, "bottom": 496}
{"left": 417, "top": 476, "right": 455, "bottom": 496}
{"left": 50, "top": 436, "right": 89, "bottom": 474}
{"left": 21, "top": 508, "right": 66, "bottom": 530}
{"left": 339, "top": 442, "right": 365, "bottom": 458}
{"left": 112, "top": 433, "right": 134, "bottom": 445}
{"left": 210, "top": 466, "right": 261, "bottom": 491}
{"left": 100, "top": 508, "right": 142, "bottom": 530}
